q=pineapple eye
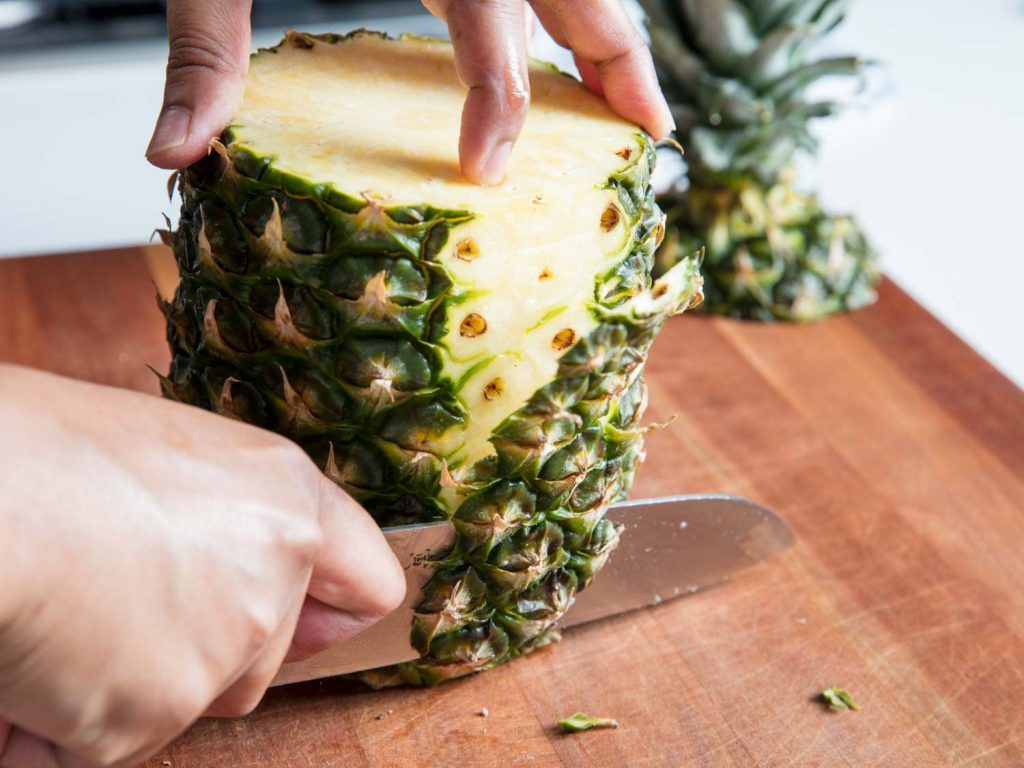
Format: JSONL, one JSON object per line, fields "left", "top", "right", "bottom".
{"left": 551, "top": 328, "right": 576, "bottom": 351}
{"left": 455, "top": 238, "right": 480, "bottom": 262}
{"left": 538, "top": 267, "right": 553, "bottom": 281}
{"left": 652, "top": 282, "right": 668, "bottom": 299}
{"left": 483, "top": 378, "right": 505, "bottom": 401}
{"left": 531, "top": 195, "right": 545, "bottom": 206}
{"left": 615, "top": 147, "right": 633, "bottom": 161}
{"left": 600, "top": 204, "right": 621, "bottom": 232}
{"left": 460, "top": 313, "right": 488, "bottom": 337}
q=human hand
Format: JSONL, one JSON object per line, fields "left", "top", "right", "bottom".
{"left": 145, "top": 0, "right": 673, "bottom": 184}
{"left": 420, "top": 0, "right": 674, "bottom": 182}
{"left": 0, "top": 365, "right": 405, "bottom": 767}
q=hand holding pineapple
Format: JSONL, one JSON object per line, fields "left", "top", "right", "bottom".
{"left": 0, "top": 2, "right": 687, "bottom": 765}
{"left": 0, "top": 365, "right": 405, "bottom": 767}
{"left": 146, "top": 0, "right": 675, "bottom": 183}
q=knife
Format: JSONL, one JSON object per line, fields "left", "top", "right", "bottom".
{"left": 272, "top": 494, "right": 794, "bottom": 686}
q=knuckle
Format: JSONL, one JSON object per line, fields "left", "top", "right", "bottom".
{"left": 272, "top": 438, "right": 317, "bottom": 478}
{"left": 505, "top": 82, "right": 531, "bottom": 116}
{"left": 239, "top": 600, "right": 280, "bottom": 653}
{"left": 219, "top": 589, "right": 280, "bottom": 660}
{"left": 273, "top": 514, "right": 324, "bottom": 563}
{"left": 467, "top": 0, "right": 512, "bottom": 13}
{"left": 597, "top": 29, "right": 646, "bottom": 70}
{"left": 72, "top": 662, "right": 213, "bottom": 764}
{"left": 166, "top": 30, "right": 241, "bottom": 79}
{"left": 470, "top": 70, "right": 530, "bottom": 120}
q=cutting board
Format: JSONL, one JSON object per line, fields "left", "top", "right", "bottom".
{"left": 1, "top": 246, "right": 1022, "bottom": 767}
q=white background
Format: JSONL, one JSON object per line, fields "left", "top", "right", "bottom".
{"left": 0, "top": 0, "right": 1021, "bottom": 384}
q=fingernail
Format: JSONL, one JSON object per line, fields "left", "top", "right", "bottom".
{"left": 480, "top": 141, "right": 513, "bottom": 186}
{"left": 146, "top": 106, "right": 191, "bottom": 157}
{"left": 660, "top": 93, "right": 676, "bottom": 133}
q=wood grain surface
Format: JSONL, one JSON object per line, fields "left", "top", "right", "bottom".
{"left": 1, "top": 245, "right": 1022, "bottom": 767}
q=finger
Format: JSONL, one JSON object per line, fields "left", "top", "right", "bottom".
{"left": 0, "top": 726, "right": 93, "bottom": 768}
{"left": 203, "top": 585, "right": 305, "bottom": 718}
{"left": 530, "top": 0, "right": 674, "bottom": 138}
{"left": 1, "top": 711, "right": 133, "bottom": 768}
{"left": 285, "top": 595, "right": 389, "bottom": 663}
{"left": 146, "top": 0, "right": 253, "bottom": 169}
{"left": 0, "top": 726, "right": 57, "bottom": 768}
{"left": 303, "top": 476, "right": 406, "bottom": 626}
{"left": 524, "top": 3, "right": 539, "bottom": 51}
{"left": 527, "top": 0, "right": 567, "bottom": 48}
{"left": 424, "top": 0, "right": 531, "bottom": 185}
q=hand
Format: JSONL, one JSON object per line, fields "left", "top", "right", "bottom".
{"left": 421, "top": 0, "right": 674, "bottom": 183}
{"left": 145, "top": 0, "right": 673, "bottom": 184}
{"left": 0, "top": 365, "right": 405, "bottom": 767}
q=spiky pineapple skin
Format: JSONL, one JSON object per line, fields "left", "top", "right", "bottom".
{"left": 658, "top": 181, "right": 877, "bottom": 322}
{"left": 641, "top": 0, "right": 880, "bottom": 321}
{"left": 160, "top": 32, "right": 702, "bottom": 685}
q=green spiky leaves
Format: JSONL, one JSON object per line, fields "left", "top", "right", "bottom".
{"left": 641, "top": 0, "right": 881, "bottom": 321}
{"left": 641, "top": 0, "right": 866, "bottom": 186}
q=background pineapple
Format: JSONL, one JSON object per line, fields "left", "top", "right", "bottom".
{"left": 641, "top": 0, "right": 880, "bottom": 321}
{"left": 160, "top": 31, "right": 702, "bottom": 685}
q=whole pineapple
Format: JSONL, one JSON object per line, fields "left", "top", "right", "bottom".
{"left": 641, "top": 0, "right": 879, "bottom": 321}
{"left": 160, "top": 31, "right": 702, "bottom": 685}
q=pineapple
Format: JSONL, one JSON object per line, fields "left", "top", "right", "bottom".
{"left": 641, "top": 0, "right": 880, "bottom": 321}
{"left": 160, "top": 31, "right": 702, "bottom": 685}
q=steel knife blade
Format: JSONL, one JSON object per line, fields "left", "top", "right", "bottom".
{"left": 272, "top": 494, "right": 794, "bottom": 686}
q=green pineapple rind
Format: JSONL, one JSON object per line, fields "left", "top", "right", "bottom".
{"left": 658, "top": 182, "right": 878, "bottom": 322}
{"left": 640, "top": 0, "right": 881, "bottom": 321}
{"left": 160, "top": 31, "right": 702, "bottom": 685}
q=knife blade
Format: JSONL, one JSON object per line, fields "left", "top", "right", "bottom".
{"left": 271, "top": 494, "right": 794, "bottom": 686}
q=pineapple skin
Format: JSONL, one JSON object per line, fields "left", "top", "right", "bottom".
{"left": 160, "top": 33, "right": 703, "bottom": 686}
{"left": 641, "top": 0, "right": 881, "bottom": 322}
{"left": 658, "top": 181, "right": 878, "bottom": 322}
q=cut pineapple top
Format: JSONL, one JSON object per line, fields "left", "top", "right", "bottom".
{"left": 231, "top": 33, "right": 646, "bottom": 469}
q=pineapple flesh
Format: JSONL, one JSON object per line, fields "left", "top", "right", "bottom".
{"left": 161, "top": 31, "right": 702, "bottom": 685}
{"left": 641, "top": 0, "right": 880, "bottom": 321}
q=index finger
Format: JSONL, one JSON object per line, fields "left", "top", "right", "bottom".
{"left": 306, "top": 475, "right": 406, "bottom": 619}
{"left": 282, "top": 477, "right": 406, "bottom": 662}
{"left": 423, "top": 0, "right": 531, "bottom": 185}
{"left": 530, "top": 0, "right": 674, "bottom": 138}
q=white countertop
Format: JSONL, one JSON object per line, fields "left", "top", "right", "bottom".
{"left": 1, "top": 0, "right": 1020, "bottom": 384}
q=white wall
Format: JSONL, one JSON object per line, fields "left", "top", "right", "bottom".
{"left": 812, "top": 0, "right": 1024, "bottom": 387}
{"left": 0, "top": 1, "right": 1021, "bottom": 384}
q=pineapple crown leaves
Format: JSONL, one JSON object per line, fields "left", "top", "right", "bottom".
{"left": 640, "top": 0, "right": 872, "bottom": 185}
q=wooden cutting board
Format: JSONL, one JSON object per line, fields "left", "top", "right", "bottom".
{"left": 1, "top": 245, "right": 1022, "bottom": 767}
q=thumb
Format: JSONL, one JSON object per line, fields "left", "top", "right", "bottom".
{"left": 286, "top": 476, "right": 407, "bottom": 661}
{"left": 146, "top": 0, "right": 253, "bottom": 169}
